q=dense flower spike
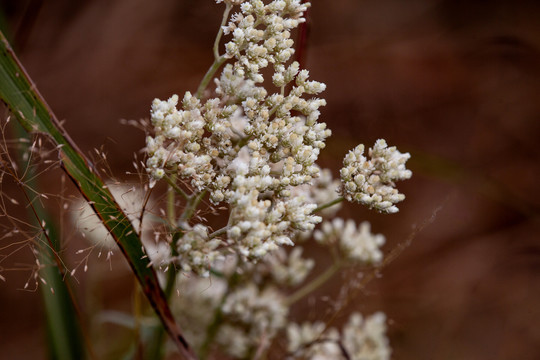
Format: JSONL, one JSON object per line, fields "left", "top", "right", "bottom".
{"left": 226, "top": 185, "right": 321, "bottom": 259}
{"left": 222, "top": 0, "right": 310, "bottom": 82}
{"left": 145, "top": 0, "right": 330, "bottom": 261}
{"left": 340, "top": 139, "right": 412, "bottom": 213}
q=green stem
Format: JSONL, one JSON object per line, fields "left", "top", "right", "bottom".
{"left": 179, "top": 190, "right": 206, "bottom": 225}
{"left": 313, "top": 197, "right": 344, "bottom": 213}
{"left": 213, "top": 3, "right": 232, "bottom": 60}
{"left": 195, "top": 55, "right": 227, "bottom": 99}
{"left": 146, "top": 5, "right": 232, "bottom": 353}
{"left": 145, "top": 265, "right": 179, "bottom": 359}
{"left": 195, "top": 3, "right": 232, "bottom": 99}
{"left": 163, "top": 265, "right": 179, "bottom": 299}
{"left": 145, "top": 233, "right": 182, "bottom": 359}
{"left": 145, "top": 187, "right": 206, "bottom": 358}
{"left": 146, "top": 187, "right": 206, "bottom": 359}
{"left": 199, "top": 270, "right": 240, "bottom": 360}
{"left": 164, "top": 175, "right": 189, "bottom": 200}
{"left": 286, "top": 261, "right": 343, "bottom": 306}
{"left": 199, "top": 303, "right": 224, "bottom": 360}
{"left": 208, "top": 226, "right": 228, "bottom": 239}
{"left": 167, "top": 174, "right": 177, "bottom": 226}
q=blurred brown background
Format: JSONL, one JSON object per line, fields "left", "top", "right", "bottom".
{"left": 1, "top": 0, "right": 539, "bottom": 359}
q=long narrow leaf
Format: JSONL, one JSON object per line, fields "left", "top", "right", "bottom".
{"left": 11, "top": 119, "right": 86, "bottom": 360}
{"left": 38, "top": 217, "right": 86, "bottom": 360}
{"left": 0, "top": 32, "right": 195, "bottom": 360}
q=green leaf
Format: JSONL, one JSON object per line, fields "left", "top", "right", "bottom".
{"left": 39, "top": 226, "right": 86, "bottom": 360}
{"left": 9, "top": 118, "right": 85, "bottom": 360}
{"left": 0, "top": 31, "right": 195, "bottom": 360}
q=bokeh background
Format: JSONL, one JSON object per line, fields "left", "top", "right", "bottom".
{"left": 1, "top": 0, "right": 539, "bottom": 359}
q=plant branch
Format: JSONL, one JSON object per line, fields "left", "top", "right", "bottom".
{"left": 195, "top": 55, "right": 227, "bottom": 99}
{"left": 286, "top": 261, "right": 342, "bottom": 306}
{"left": 213, "top": 3, "right": 232, "bottom": 60}
{"left": 179, "top": 190, "right": 206, "bottom": 225}
{"left": 199, "top": 271, "right": 240, "bottom": 360}
{"left": 165, "top": 174, "right": 189, "bottom": 200}
{"left": 208, "top": 226, "right": 228, "bottom": 239}
{"left": 195, "top": 3, "right": 232, "bottom": 99}
{"left": 314, "top": 197, "right": 344, "bottom": 213}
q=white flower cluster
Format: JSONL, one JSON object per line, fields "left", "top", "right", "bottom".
{"left": 173, "top": 275, "right": 228, "bottom": 350}
{"left": 145, "top": 0, "right": 330, "bottom": 261}
{"left": 342, "top": 312, "right": 391, "bottom": 360}
{"left": 212, "top": 63, "right": 329, "bottom": 200}
{"left": 145, "top": 93, "right": 237, "bottom": 190}
{"left": 174, "top": 224, "right": 224, "bottom": 277}
{"left": 287, "top": 312, "right": 390, "bottom": 360}
{"left": 222, "top": 0, "right": 310, "bottom": 83}
{"left": 314, "top": 218, "right": 385, "bottom": 265}
{"left": 170, "top": 247, "right": 312, "bottom": 355}
{"left": 287, "top": 322, "right": 342, "bottom": 359}
{"left": 227, "top": 183, "right": 321, "bottom": 259}
{"left": 266, "top": 247, "right": 314, "bottom": 286}
{"left": 340, "top": 139, "right": 412, "bottom": 214}
{"left": 217, "top": 284, "right": 288, "bottom": 357}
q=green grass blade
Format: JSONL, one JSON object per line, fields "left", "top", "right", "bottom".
{"left": 0, "top": 32, "right": 195, "bottom": 360}
{"left": 39, "top": 222, "right": 86, "bottom": 360}
{"left": 10, "top": 119, "right": 86, "bottom": 360}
